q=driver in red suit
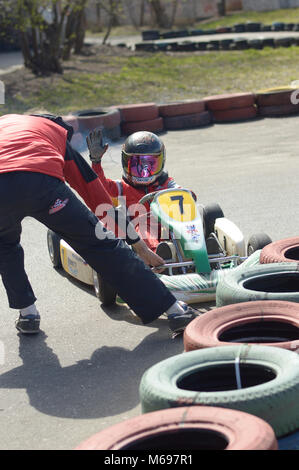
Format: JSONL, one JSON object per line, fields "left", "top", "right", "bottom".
{"left": 87, "top": 129, "right": 180, "bottom": 256}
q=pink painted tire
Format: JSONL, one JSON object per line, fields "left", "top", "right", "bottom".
{"left": 204, "top": 93, "right": 255, "bottom": 111}
{"left": 117, "top": 103, "right": 159, "bottom": 122}
{"left": 163, "top": 111, "right": 212, "bottom": 130}
{"left": 158, "top": 100, "right": 205, "bottom": 117}
{"left": 256, "top": 88, "right": 297, "bottom": 107}
{"left": 184, "top": 300, "right": 299, "bottom": 352}
{"left": 121, "top": 117, "right": 164, "bottom": 135}
{"left": 260, "top": 237, "right": 299, "bottom": 264}
{"left": 75, "top": 406, "right": 278, "bottom": 451}
{"left": 212, "top": 106, "right": 257, "bottom": 122}
{"left": 258, "top": 104, "right": 299, "bottom": 117}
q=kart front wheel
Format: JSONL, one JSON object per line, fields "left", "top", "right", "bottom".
{"left": 202, "top": 203, "right": 224, "bottom": 238}
{"left": 47, "top": 230, "right": 62, "bottom": 268}
{"left": 92, "top": 271, "right": 117, "bottom": 306}
{"left": 247, "top": 233, "right": 272, "bottom": 256}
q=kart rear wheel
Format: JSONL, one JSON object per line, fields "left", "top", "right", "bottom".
{"left": 202, "top": 203, "right": 224, "bottom": 238}
{"left": 47, "top": 230, "right": 62, "bottom": 269}
{"left": 247, "top": 233, "right": 272, "bottom": 256}
{"left": 92, "top": 270, "right": 117, "bottom": 306}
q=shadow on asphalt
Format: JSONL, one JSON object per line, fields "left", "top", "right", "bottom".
{"left": 0, "top": 327, "right": 184, "bottom": 420}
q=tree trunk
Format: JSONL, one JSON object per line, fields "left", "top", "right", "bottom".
{"left": 218, "top": 0, "right": 226, "bottom": 16}
{"left": 149, "top": 0, "right": 170, "bottom": 28}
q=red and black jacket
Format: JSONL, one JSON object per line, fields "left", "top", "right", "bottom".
{"left": 0, "top": 113, "right": 138, "bottom": 244}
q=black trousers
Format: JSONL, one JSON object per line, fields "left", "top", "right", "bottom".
{"left": 0, "top": 172, "right": 176, "bottom": 323}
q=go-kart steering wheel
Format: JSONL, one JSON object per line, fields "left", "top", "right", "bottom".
{"left": 138, "top": 191, "right": 158, "bottom": 206}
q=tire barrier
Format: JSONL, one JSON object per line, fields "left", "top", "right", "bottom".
{"left": 203, "top": 93, "right": 258, "bottom": 123}
{"left": 121, "top": 116, "right": 164, "bottom": 135}
{"left": 212, "top": 106, "right": 258, "bottom": 123}
{"left": 163, "top": 111, "right": 212, "bottom": 130}
{"left": 116, "top": 102, "right": 164, "bottom": 136}
{"left": 141, "top": 22, "right": 299, "bottom": 42}
{"left": 158, "top": 100, "right": 205, "bottom": 117}
{"left": 216, "top": 262, "right": 299, "bottom": 308}
{"left": 255, "top": 87, "right": 299, "bottom": 117}
{"left": 66, "top": 83, "right": 299, "bottom": 140}
{"left": 204, "top": 93, "right": 256, "bottom": 111}
{"left": 183, "top": 300, "right": 299, "bottom": 352}
{"left": 75, "top": 406, "right": 278, "bottom": 450}
{"left": 260, "top": 237, "right": 299, "bottom": 264}
{"left": 139, "top": 345, "right": 299, "bottom": 438}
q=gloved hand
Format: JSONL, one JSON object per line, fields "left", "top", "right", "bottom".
{"left": 86, "top": 127, "right": 109, "bottom": 163}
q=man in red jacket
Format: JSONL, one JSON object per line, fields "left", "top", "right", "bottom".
{"left": 0, "top": 113, "right": 198, "bottom": 335}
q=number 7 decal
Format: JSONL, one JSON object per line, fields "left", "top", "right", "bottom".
{"left": 170, "top": 195, "right": 184, "bottom": 214}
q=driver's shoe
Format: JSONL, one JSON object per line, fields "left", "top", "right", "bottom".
{"left": 15, "top": 313, "right": 40, "bottom": 334}
{"left": 168, "top": 305, "right": 198, "bottom": 334}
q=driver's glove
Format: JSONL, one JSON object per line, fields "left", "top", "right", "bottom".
{"left": 86, "top": 127, "right": 108, "bottom": 163}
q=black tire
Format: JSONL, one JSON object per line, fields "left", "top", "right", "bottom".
{"left": 247, "top": 233, "right": 272, "bottom": 256}
{"left": 92, "top": 270, "right": 117, "bottom": 306}
{"left": 47, "top": 230, "right": 62, "bottom": 268}
{"left": 202, "top": 203, "right": 224, "bottom": 238}
{"left": 139, "top": 344, "right": 299, "bottom": 437}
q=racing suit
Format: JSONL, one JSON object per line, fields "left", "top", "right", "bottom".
{"left": 0, "top": 114, "right": 176, "bottom": 323}
{"left": 92, "top": 162, "right": 180, "bottom": 251}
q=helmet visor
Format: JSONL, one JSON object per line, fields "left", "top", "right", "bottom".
{"left": 123, "top": 154, "right": 164, "bottom": 179}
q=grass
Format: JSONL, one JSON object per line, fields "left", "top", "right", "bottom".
{"left": 2, "top": 45, "right": 299, "bottom": 116}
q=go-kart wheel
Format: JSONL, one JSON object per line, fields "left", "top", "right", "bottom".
{"left": 202, "top": 203, "right": 224, "bottom": 238}
{"left": 92, "top": 271, "right": 117, "bottom": 306}
{"left": 247, "top": 233, "right": 272, "bottom": 256}
{"left": 47, "top": 230, "right": 62, "bottom": 268}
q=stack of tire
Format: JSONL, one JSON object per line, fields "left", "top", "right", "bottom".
{"left": 204, "top": 92, "right": 257, "bottom": 123}
{"left": 158, "top": 100, "right": 212, "bottom": 131}
{"left": 75, "top": 239, "right": 299, "bottom": 450}
{"left": 255, "top": 87, "right": 299, "bottom": 117}
{"left": 117, "top": 102, "right": 164, "bottom": 136}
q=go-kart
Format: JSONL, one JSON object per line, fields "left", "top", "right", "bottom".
{"left": 47, "top": 188, "right": 272, "bottom": 306}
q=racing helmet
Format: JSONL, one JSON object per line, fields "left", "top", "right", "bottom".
{"left": 121, "top": 131, "right": 165, "bottom": 186}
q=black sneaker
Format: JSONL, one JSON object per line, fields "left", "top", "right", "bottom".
{"left": 15, "top": 314, "right": 41, "bottom": 334}
{"left": 168, "top": 306, "right": 198, "bottom": 335}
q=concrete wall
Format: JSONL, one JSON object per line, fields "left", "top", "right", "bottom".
{"left": 86, "top": 0, "right": 220, "bottom": 28}
{"left": 242, "top": 0, "right": 299, "bottom": 11}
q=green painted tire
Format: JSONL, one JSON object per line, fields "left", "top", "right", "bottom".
{"left": 216, "top": 262, "right": 299, "bottom": 308}
{"left": 139, "top": 345, "right": 299, "bottom": 437}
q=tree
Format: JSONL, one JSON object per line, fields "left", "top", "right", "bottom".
{"left": 3, "top": 0, "right": 88, "bottom": 75}
{"left": 95, "top": 0, "right": 124, "bottom": 44}
{"left": 217, "top": 0, "right": 227, "bottom": 16}
{"left": 147, "top": 0, "right": 171, "bottom": 29}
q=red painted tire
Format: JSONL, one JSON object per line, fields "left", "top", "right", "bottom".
{"left": 75, "top": 406, "right": 278, "bottom": 450}
{"left": 256, "top": 88, "right": 297, "bottom": 107}
{"left": 121, "top": 117, "right": 164, "bottom": 135}
{"left": 260, "top": 237, "right": 299, "bottom": 264}
{"left": 117, "top": 103, "right": 159, "bottom": 122}
{"left": 258, "top": 104, "right": 299, "bottom": 117}
{"left": 212, "top": 106, "right": 257, "bottom": 122}
{"left": 158, "top": 100, "right": 205, "bottom": 117}
{"left": 163, "top": 111, "right": 212, "bottom": 130}
{"left": 184, "top": 300, "right": 299, "bottom": 352}
{"left": 72, "top": 107, "right": 121, "bottom": 133}
{"left": 204, "top": 93, "right": 255, "bottom": 111}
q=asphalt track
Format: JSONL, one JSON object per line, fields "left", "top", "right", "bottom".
{"left": 0, "top": 112, "right": 299, "bottom": 450}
